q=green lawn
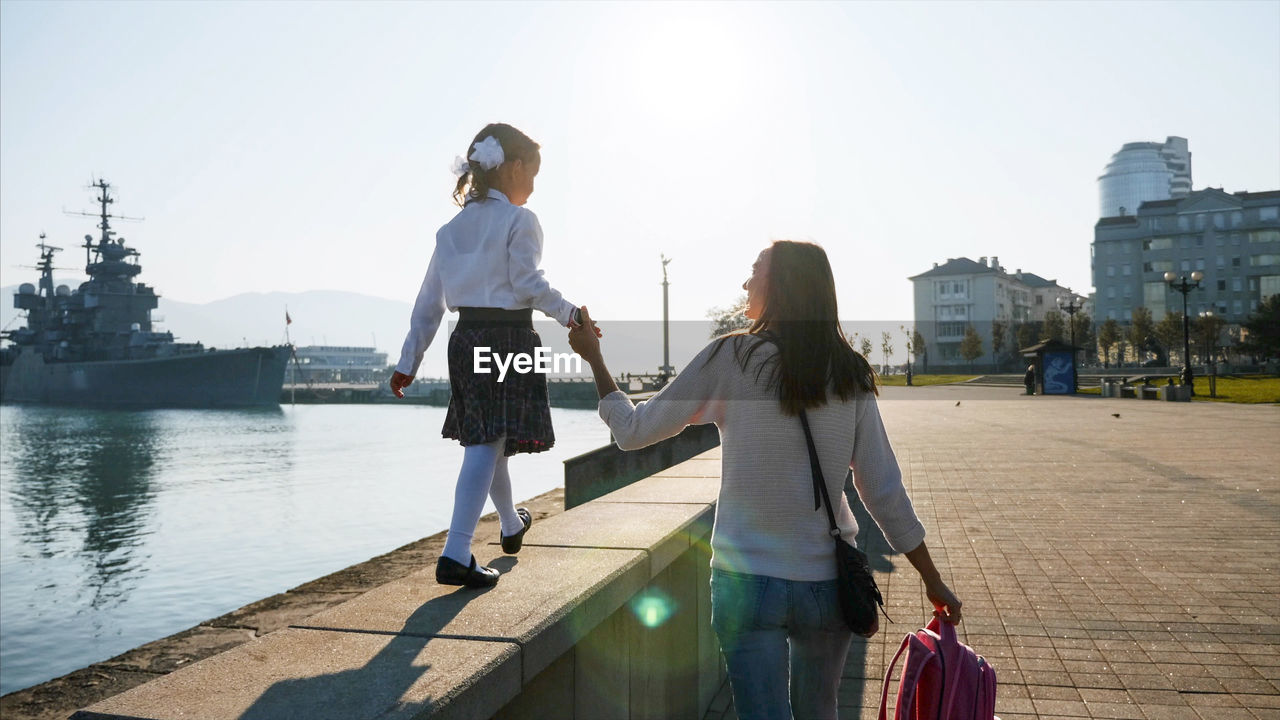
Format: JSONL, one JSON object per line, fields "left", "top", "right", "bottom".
{"left": 1192, "top": 375, "right": 1280, "bottom": 404}
{"left": 878, "top": 374, "right": 978, "bottom": 387}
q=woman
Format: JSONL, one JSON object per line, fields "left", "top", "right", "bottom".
{"left": 567, "top": 241, "right": 961, "bottom": 720}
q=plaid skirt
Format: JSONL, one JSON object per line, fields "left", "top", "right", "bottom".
{"left": 442, "top": 324, "right": 555, "bottom": 456}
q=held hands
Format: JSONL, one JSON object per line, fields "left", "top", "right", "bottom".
{"left": 567, "top": 306, "right": 602, "bottom": 363}
{"left": 390, "top": 371, "right": 414, "bottom": 399}
{"left": 925, "top": 576, "right": 963, "bottom": 624}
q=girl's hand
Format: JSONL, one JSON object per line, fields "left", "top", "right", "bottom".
{"left": 389, "top": 371, "right": 413, "bottom": 399}
{"left": 568, "top": 306, "right": 602, "bottom": 362}
{"left": 924, "top": 576, "right": 962, "bottom": 624}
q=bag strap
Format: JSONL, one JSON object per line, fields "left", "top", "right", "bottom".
{"left": 798, "top": 408, "right": 840, "bottom": 537}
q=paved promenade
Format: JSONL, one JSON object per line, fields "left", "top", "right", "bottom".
{"left": 705, "top": 386, "right": 1279, "bottom": 720}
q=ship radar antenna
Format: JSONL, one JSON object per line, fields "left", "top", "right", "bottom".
{"left": 64, "top": 178, "right": 144, "bottom": 247}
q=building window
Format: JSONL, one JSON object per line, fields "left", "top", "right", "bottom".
{"left": 1232, "top": 211, "right": 1244, "bottom": 227}
{"left": 1107, "top": 287, "right": 1116, "bottom": 299}
{"left": 1122, "top": 264, "right": 1131, "bottom": 276}
{"left": 1218, "top": 280, "right": 1227, "bottom": 291}
{"left": 1107, "top": 265, "right": 1115, "bottom": 277}
{"left": 1260, "top": 206, "right": 1279, "bottom": 221}
{"left": 1195, "top": 258, "right": 1205, "bottom": 271}
{"left": 1216, "top": 234, "right": 1226, "bottom": 246}
{"left": 1251, "top": 229, "right": 1280, "bottom": 244}
{"left": 1123, "top": 284, "right": 1132, "bottom": 298}
{"left": 1181, "top": 260, "right": 1191, "bottom": 272}
{"left": 1108, "top": 310, "right": 1117, "bottom": 320}
{"left": 1217, "top": 255, "right": 1225, "bottom": 268}
{"left": 1251, "top": 254, "right": 1280, "bottom": 266}
{"left": 1213, "top": 214, "right": 1225, "bottom": 229}
{"left": 1180, "top": 236, "right": 1191, "bottom": 249}
{"left": 1233, "top": 300, "right": 1242, "bottom": 315}
{"left": 1249, "top": 277, "right": 1259, "bottom": 291}
{"left": 1195, "top": 214, "right": 1205, "bottom": 230}
{"left": 1232, "top": 233, "right": 1242, "bottom": 245}
{"left": 1233, "top": 257, "right": 1242, "bottom": 267}
{"left": 1178, "top": 216, "right": 1189, "bottom": 231}
{"left": 1217, "top": 301, "right": 1228, "bottom": 313}
{"left": 1145, "top": 237, "right": 1174, "bottom": 251}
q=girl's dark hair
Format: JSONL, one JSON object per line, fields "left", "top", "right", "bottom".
{"left": 711, "top": 240, "right": 877, "bottom": 415}
{"left": 452, "top": 123, "right": 541, "bottom": 207}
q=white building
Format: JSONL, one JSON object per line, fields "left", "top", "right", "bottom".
{"left": 909, "top": 256, "right": 1084, "bottom": 370}
{"left": 1097, "top": 136, "right": 1192, "bottom": 219}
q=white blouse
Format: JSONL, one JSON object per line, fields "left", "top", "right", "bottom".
{"left": 396, "top": 189, "right": 578, "bottom": 376}
{"left": 599, "top": 337, "right": 927, "bottom": 582}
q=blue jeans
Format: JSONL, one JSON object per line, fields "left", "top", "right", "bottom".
{"left": 711, "top": 568, "right": 854, "bottom": 720}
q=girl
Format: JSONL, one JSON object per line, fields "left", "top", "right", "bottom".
{"left": 391, "top": 123, "right": 592, "bottom": 588}
{"left": 568, "top": 241, "right": 961, "bottom": 720}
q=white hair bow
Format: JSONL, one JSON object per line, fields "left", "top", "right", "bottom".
{"left": 468, "top": 136, "right": 505, "bottom": 171}
{"left": 450, "top": 156, "right": 471, "bottom": 178}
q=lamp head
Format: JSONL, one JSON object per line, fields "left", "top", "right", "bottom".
{"left": 1191, "top": 270, "right": 1204, "bottom": 282}
{"left": 1164, "top": 271, "right": 1176, "bottom": 283}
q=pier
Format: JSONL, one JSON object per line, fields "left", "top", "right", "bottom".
{"left": 2, "top": 385, "right": 1276, "bottom": 719}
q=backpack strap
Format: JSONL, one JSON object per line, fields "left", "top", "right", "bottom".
{"left": 879, "top": 633, "right": 937, "bottom": 720}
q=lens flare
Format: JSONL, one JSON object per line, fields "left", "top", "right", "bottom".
{"left": 629, "top": 588, "right": 677, "bottom": 629}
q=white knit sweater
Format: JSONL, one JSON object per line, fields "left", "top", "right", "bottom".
{"left": 599, "top": 337, "right": 926, "bottom": 582}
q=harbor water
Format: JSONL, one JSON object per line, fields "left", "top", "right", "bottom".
{"left": 0, "top": 403, "right": 610, "bottom": 696}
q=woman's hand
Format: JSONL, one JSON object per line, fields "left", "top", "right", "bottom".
{"left": 924, "top": 576, "right": 962, "bottom": 624}
{"left": 389, "top": 371, "right": 413, "bottom": 399}
{"left": 567, "top": 306, "right": 602, "bottom": 363}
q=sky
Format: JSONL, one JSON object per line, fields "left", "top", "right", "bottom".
{"left": 2, "top": 0, "right": 1278, "bottom": 335}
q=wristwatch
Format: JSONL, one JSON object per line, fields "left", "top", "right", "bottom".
{"left": 570, "top": 307, "right": 584, "bottom": 327}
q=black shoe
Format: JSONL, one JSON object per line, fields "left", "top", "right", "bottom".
{"left": 436, "top": 555, "right": 499, "bottom": 588}
{"left": 501, "top": 508, "right": 533, "bottom": 554}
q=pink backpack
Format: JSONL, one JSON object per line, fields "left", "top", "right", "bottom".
{"left": 878, "top": 616, "right": 997, "bottom": 720}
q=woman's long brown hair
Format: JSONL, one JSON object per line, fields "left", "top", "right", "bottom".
{"left": 712, "top": 240, "right": 876, "bottom": 415}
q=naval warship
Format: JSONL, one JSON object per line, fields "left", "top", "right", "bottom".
{"left": 0, "top": 180, "right": 289, "bottom": 408}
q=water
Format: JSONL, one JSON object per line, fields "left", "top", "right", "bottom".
{"left": 0, "top": 403, "right": 610, "bottom": 696}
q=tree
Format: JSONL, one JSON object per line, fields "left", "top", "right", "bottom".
{"left": 859, "top": 336, "right": 874, "bottom": 359}
{"left": 1154, "top": 311, "right": 1185, "bottom": 367}
{"left": 991, "top": 319, "right": 1008, "bottom": 371}
{"left": 912, "top": 329, "right": 928, "bottom": 373}
{"left": 1240, "top": 294, "right": 1280, "bottom": 360}
{"left": 1128, "top": 306, "right": 1155, "bottom": 365}
{"left": 1015, "top": 322, "right": 1040, "bottom": 355}
{"left": 1042, "top": 310, "right": 1066, "bottom": 343}
{"left": 1193, "top": 312, "right": 1227, "bottom": 365}
{"left": 1097, "top": 318, "right": 1121, "bottom": 368}
{"left": 1071, "top": 313, "right": 1095, "bottom": 366}
{"left": 959, "top": 325, "right": 984, "bottom": 369}
{"left": 707, "top": 295, "right": 751, "bottom": 338}
{"left": 880, "top": 331, "right": 893, "bottom": 373}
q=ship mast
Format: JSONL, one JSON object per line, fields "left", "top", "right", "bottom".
{"left": 66, "top": 179, "right": 143, "bottom": 269}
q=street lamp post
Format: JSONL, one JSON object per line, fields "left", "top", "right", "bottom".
{"left": 1057, "top": 294, "right": 1083, "bottom": 393}
{"left": 1164, "top": 270, "right": 1203, "bottom": 395}
{"left": 1198, "top": 310, "right": 1218, "bottom": 398}
{"left": 900, "top": 324, "right": 913, "bottom": 386}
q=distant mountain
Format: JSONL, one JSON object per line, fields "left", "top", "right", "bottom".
{"left": 1, "top": 285, "right": 415, "bottom": 361}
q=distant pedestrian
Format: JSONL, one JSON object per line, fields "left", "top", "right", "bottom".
{"left": 390, "top": 123, "right": 598, "bottom": 588}
{"left": 569, "top": 240, "right": 961, "bottom": 720}
{"left": 1024, "top": 363, "right": 1036, "bottom": 395}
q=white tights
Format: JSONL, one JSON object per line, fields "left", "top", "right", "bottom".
{"left": 440, "top": 438, "right": 526, "bottom": 565}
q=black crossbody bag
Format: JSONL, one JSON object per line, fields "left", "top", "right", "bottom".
{"left": 798, "top": 408, "right": 888, "bottom": 635}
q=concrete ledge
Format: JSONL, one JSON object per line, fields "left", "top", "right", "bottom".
{"left": 72, "top": 629, "right": 520, "bottom": 720}
{"left": 73, "top": 451, "right": 725, "bottom": 720}
{"left": 296, "top": 546, "right": 649, "bottom": 683}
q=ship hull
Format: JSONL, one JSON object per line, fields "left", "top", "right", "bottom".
{"left": 0, "top": 346, "right": 290, "bottom": 408}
